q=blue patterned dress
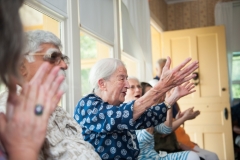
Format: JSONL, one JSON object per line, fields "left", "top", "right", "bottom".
{"left": 74, "top": 93, "right": 168, "bottom": 160}
{"left": 136, "top": 128, "right": 191, "bottom": 160}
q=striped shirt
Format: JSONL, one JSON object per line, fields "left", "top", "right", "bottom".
{"left": 136, "top": 127, "right": 191, "bottom": 160}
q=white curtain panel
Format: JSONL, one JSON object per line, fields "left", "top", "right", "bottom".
{"left": 122, "top": 0, "right": 152, "bottom": 81}
{"left": 79, "top": 0, "right": 114, "bottom": 45}
{"left": 121, "top": 2, "right": 144, "bottom": 62}
{"left": 215, "top": 2, "right": 233, "bottom": 53}
{"left": 36, "top": 0, "right": 67, "bottom": 17}
{"left": 215, "top": 1, "right": 240, "bottom": 102}
{"left": 232, "top": 4, "right": 240, "bottom": 52}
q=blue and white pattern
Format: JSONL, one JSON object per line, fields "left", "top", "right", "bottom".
{"left": 74, "top": 94, "right": 168, "bottom": 160}
{"left": 136, "top": 129, "right": 191, "bottom": 160}
{"left": 155, "top": 123, "right": 172, "bottom": 134}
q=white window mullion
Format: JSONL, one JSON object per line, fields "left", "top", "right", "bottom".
{"left": 63, "top": 0, "right": 81, "bottom": 115}
{"left": 113, "top": 0, "right": 122, "bottom": 59}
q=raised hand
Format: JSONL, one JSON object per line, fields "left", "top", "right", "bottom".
{"left": 180, "top": 107, "right": 200, "bottom": 121}
{"left": 156, "top": 57, "right": 199, "bottom": 92}
{"left": 0, "top": 62, "right": 64, "bottom": 160}
{"left": 165, "top": 81, "right": 196, "bottom": 106}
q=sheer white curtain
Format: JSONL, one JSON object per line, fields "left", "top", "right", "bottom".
{"left": 35, "top": 0, "right": 67, "bottom": 16}
{"left": 215, "top": 1, "right": 240, "bottom": 102}
{"left": 122, "top": 0, "right": 152, "bottom": 81}
{"left": 79, "top": 0, "right": 114, "bottom": 45}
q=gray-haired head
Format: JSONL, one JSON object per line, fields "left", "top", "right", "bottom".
{"left": 155, "top": 58, "right": 167, "bottom": 77}
{"left": 89, "top": 58, "right": 125, "bottom": 91}
{"left": 155, "top": 58, "right": 167, "bottom": 68}
{"left": 127, "top": 76, "right": 140, "bottom": 83}
{"left": 24, "top": 30, "right": 62, "bottom": 62}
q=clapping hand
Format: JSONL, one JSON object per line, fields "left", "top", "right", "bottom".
{"left": 165, "top": 81, "right": 196, "bottom": 105}
{"left": 0, "top": 63, "right": 64, "bottom": 160}
{"left": 155, "top": 57, "right": 198, "bottom": 93}
{"left": 176, "top": 107, "right": 200, "bottom": 121}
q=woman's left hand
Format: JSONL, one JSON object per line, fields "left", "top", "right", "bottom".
{"left": 165, "top": 81, "right": 195, "bottom": 105}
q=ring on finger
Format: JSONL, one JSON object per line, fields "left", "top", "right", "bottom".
{"left": 34, "top": 104, "right": 44, "bottom": 116}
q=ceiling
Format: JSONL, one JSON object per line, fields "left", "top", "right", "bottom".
{"left": 164, "top": 0, "right": 197, "bottom": 4}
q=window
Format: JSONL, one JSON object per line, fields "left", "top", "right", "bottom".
{"left": 121, "top": 53, "right": 139, "bottom": 78}
{"left": 18, "top": 4, "right": 65, "bottom": 107}
{"left": 19, "top": 4, "right": 60, "bottom": 37}
{"left": 80, "top": 32, "right": 113, "bottom": 96}
{"left": 232, "top": 52, "right": 240, "bottom": 99}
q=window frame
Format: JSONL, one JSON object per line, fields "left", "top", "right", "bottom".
{"left": 24, "top": 0, "right": 81, "bottom": 115}
{"left": 231, "top": 52, "right": 240, "bottom": 99}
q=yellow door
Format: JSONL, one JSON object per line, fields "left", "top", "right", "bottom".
{"left": 162, "top": 26, "right": 234, "bottom": 160}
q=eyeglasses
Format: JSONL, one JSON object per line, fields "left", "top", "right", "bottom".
{"left": 129, "top": 85, "right": 142, "bottom": 90}
{"left": 25, "top": 52, "right": 69, "bottom": 65}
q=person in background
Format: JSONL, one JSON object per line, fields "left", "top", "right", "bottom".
{"left": 125, "top": 77, "right": 200, "bottom": 160}
{"left": 154, "top": 59, "right": 167, "bottom": 81}
{"left": 0, "top": 1, "right": 64, "bottom": 160}
{"left": 149, "top": 58, "right": 167, "bottom": 87}
{"left": 0, "top": 30, "right": 101, "bottom": 160}
{"left": 231, "top": 102, "right": 240, "bottom": 147}
{"left": 74, "top": 57, "right": 199, "bottom": 159}
{"left": 174, "top": 108, "right": 219, "bottom": 160}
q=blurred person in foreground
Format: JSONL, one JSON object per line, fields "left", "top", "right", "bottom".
{"left": 0, "top": 1, "right": 64, "bottom": 160}
{"left": 0, "top": 30, "right": 101, "bottom": 160}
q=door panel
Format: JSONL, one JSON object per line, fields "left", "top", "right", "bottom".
{"left": 162, "top": 26, "right": 234, "bottom": 160}
{"left": 163, "top": 26, "right": 229, "bottom": 104}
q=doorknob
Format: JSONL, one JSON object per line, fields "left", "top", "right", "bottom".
{"left": 222, "top": 88, "right": 226, "bottom": 91}
{"left": 224, "top": 108, "right": 228, "bottom": 120}
{"left": 192, "top": 72, "right": 199, "bottom": 86}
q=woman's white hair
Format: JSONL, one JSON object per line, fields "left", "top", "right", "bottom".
{"left": 89, "top": 58, "right": 125, "bottom": 91}
{"left": 24, "top": 30, "right": 62, "bottom": 62}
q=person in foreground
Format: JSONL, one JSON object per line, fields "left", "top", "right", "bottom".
{"left": 0, "top": 1, "right": 64, "bottom": 160}
{"left": 0, "top": 30, "right": 101, "bottom": 160}
{"left": 125, "top": 77, "right": 200, "bottom": 160}
{"left": 74, "top": 57, "right": 198, "bottom": 159}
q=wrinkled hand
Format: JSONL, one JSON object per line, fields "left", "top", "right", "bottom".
{"left": 0, "top": 63, "right": 64, "bottom": 159}
{"left": 165, "top": 81, "right": 196, "bottom": 105}
{"left": 179, "top": 107, "right": 200, "bottom": 121}
{"left": 156, "top": 57, "right": 198, "bottom": 91}
{"left": 175, "top": 111, "right": 182, "bottom": 120}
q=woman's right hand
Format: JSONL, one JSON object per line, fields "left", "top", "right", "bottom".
{"left": 155, "top": 57, "right": 198, "bottom": 92}
{"left": 0, "top": 62, "right": 64, "bottom": 160}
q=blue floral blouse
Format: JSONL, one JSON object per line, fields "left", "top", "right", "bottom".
{"left": 74, "top": 93, "right": 167, "bottom": 160}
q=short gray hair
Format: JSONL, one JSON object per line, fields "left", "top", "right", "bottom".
{"left": 89, "top": 58, "right": 125, "bottom": 91}
{"left": 127, "top": 76, "right": 140, "bottom": 83}
{"left": 155, "top": 58, "right": 167, "bottom": 68}
{"left": 24, "top": 30, "right": 62, "bottom": 62}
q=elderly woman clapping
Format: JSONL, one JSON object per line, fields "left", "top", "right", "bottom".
{"left": 74, "top": 57, "right": 198, "bottom": 159}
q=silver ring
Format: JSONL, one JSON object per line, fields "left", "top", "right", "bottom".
{"left": 34, "top": 104, "right": 44, "bottom": 116}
